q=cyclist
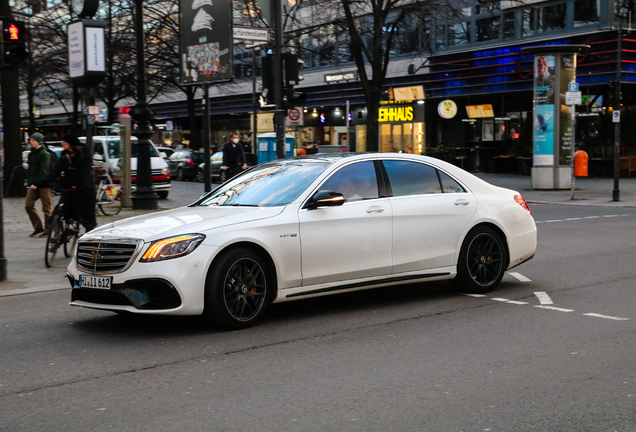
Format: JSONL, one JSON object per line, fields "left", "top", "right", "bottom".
{"left": 31, "top": 134, "right": 97, "bottom": 233}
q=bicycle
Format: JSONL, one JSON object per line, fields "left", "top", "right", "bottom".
{"left": 95, "top": 169, "right": 123, "bottom": 216}
{"left": 45, "top": 200, "right": 81, "bottom": 268}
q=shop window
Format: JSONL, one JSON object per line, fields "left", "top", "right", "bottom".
{"left": 434, "top": 25, "right": 447, "bottom": 50}
{"left": 383, "top": 160, "right": 442, "bottom": 196}
{"left": 318, "top": 161, "right": 379, "bottom": 202}
{"left": 574, "top": 0, "right": 600, "bottom": 26}
{"left": 538, "top": 3, "right": 567, "bottom": 32}
{"left": 477, "top": 16, "right": 500, "bottom": 42}
{"left": 448, "top": 21, "right": 471, "bottom": 46}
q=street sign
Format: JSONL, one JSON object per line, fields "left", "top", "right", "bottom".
{"left": 613, "top": 110, "right": 621, "bottom": 123}
{"left": 565, "top": 91, "right": 581, "bottom": 106}
{"left": 244, "top": 40, "right": 268, "bottom": 49}
{"left": 568, "top": 82, "right": 579, "bottom": 92}
{"left": 233, "top": 27, "right": 270, "bottom": 42}
{"left": 87, "top": 105, "right": 100, "bottom": 115}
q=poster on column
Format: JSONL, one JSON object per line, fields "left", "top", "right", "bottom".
{"left": 533, "top": 54, "right": 555, "bottom": 166}
{"left": 179, "top": 0, "right": 233, "bottom": 84}
{"left": 559, "top": 54, "right": 576, "bottom": 166}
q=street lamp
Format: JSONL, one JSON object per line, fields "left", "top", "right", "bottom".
{"left": 130, "top": 0, "right": 158, "bottom": 209}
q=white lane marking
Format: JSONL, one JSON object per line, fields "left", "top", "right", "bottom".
{"left": 602, "top": 215, "right": 619, "bottom": 218}
{"left": 535, "top": 305, "right": 574, "bottom": 312}
{"left": 462, "top": 293, "right": 487, "bottom": 297}
{"left": 565, "top": 218, "right": 582, "bottom": 221}
{"left": 534, "top": 291, "right": 553, "bottom": 305}
{"left": 545, "top": 219, "right": 564, "bottom": 223}
{"left": 491, "top": 298, "right": 509, "bottom": 302}
{"left": 584, "top": 216, "right": 601, "bottom": 219}
{"left": 584, "top": 313, "right": 630, "bottom": 321}
{"left": 535, "top": 214, "right": 633, "bottom": 224}
{"left": 506, "top": 300, "right": 529, "bottom": 305}
{"left": 508, "top": 272, "right": 532, "bottom": 282}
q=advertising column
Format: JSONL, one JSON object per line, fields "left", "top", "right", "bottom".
{"left": 525, "top": 45, "right": 588, "bottom": 189}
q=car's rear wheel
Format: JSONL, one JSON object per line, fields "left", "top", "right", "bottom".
{"left": 451, "top": 226, "right": 507, "bottom": 294}
{"left": 196, "top": 169, "right": 204, "bottom": 183}
{"left": 176, "top": 167, "right": 185, "bottom": 181}
{"left": 204, "top": 248, "right": 270, "bottom": 329}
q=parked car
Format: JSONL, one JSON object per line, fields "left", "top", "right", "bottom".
{"left": 167, "top": 150, "right": 205, "bottom": 181}
{"left": 68, "top": 153, "right": 537, "bottom": 330}
{"left": 196, "top": 151, "right": 258, "bottom": 183}
{"left": 87, "top": 136, "right": 171, "bottom": 199}
{"left": 156, "top": 146, "right": 175, "bottom": 160}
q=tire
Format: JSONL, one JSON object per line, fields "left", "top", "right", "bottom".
{"left": 157, "top": 191, "right": 169, "bottom": 199}
{"left": 45, "top": 211, "right": 63, "bottom": 268}
{"left": 64, "top": 219, "right": 80, "bottom": 258}
{"left": 176, "top": 167, "right": 185, "bottom": 181}
{"left": 451, "top": 226, "right": 508, "bottom": 294}
{"left": 196, "top": 169, "right": 204, "bottom": 183}
{"left": 204, "top": 248, "right": 270, "bottom": 330}
{"left": 97, "top": 188, "right": 123, "bottom": 216}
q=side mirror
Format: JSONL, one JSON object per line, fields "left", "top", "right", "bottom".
{"left": 306, "top": 190, "right": 345, "bottom": 209}
{"left": 93, "top": 153, "right": 104, "bottom": 162}
{"left": 160, "top": 152, "right": 168, "bottom": 159}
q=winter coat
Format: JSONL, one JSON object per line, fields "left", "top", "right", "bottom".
{"left": 27, "top": 146, "right": 51, "bottom": 186}
{"left": 37, "top": 145, "right": 93, "bottom": 194}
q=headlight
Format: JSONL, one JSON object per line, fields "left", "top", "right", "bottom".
{"left": 162, "top": 166, "right": 169, "bottom": 175}
{"left": 140, "top": 234, "right": 205, "bottom": 262}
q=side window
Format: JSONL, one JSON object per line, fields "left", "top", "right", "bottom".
{"left": 383, "top": 160, "right": 441, "bottom": 196}
{"left": 169, "top": 152, "right": 182, "bottom": 161}
{"left": 438, "top": 170, "right": 466, "bottom": 193}
{"left": 318, "top": 161, "right": 379, "bottom": 202}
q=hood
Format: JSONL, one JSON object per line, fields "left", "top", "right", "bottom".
{"left": 84, "top": 205, "right": 284, "bottom": 241}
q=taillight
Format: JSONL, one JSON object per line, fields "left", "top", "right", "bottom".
{"left": 186, "top": 158, "right": 194, "bottom": 165}
{"left": 514, "top": 195, "right": 531, "bottom": 214}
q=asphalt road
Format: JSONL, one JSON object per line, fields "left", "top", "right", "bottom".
{"left": 1, "top": 198, "right": 635, "bottom": 431}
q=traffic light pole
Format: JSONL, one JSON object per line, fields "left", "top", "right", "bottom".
{"left": 273, "top": 0, "right": 285, "bottom": 159}
{"left": 613, "top": 27, "right": 622, "bottom": 202}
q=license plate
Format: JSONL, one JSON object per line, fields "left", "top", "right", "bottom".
{"left": 79, "top": 275, "right": 112, "bottom": 290}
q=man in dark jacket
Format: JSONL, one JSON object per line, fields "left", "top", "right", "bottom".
{"left": 221, "top": 133, "right": 247, "bottom": 180}
{"left": 25, "top": 132, "right": 52, "bottom": 238}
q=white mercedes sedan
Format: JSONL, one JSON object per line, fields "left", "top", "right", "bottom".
{"left": 67, "top": 153, "right": 536, "bottom": 329}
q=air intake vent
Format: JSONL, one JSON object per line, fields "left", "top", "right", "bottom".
{"left": 76, "top": 239, "right": 142, "bottom": 274}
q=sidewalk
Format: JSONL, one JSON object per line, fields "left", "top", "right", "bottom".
{"left": 1, "top": 174, "right": 635, "bottom": 296}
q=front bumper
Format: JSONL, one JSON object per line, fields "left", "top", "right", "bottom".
{"left": 68, "top": 243, "right": 214, "bottom": 315}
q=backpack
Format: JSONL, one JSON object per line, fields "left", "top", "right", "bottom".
{"left": 43, "top": 145, "right": 61, "bottom": 192}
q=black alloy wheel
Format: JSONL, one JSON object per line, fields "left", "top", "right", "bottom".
{"left": 451, "top": 226, "right": 507, "bottom": 294}
{"left": 176, "top": 167, "right": 185, "bottom": 181}
{"left": 196, "top": 169, "right": 204, "bottom": 183}
{"left": 205, "top": 248, "right": 270, "bottom": 329}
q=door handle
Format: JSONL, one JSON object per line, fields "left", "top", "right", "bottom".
{"left": 454, "top": 199, "right": 470, "bottom": 206}
{"left": 366, "top": 205, "right": 384, "bottom": 214}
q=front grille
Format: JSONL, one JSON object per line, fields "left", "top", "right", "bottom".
{"left": 76, "top": 239, "right": 142, "bottom": 274}
{"left": 131, "top": 169, "right": 165, "bottom": 176}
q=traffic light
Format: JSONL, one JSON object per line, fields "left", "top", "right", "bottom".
{"left": 1, "top": 19, "right": 28, "bottom": 69}
{"left": 283, "top": 53, "right": 304, "bottom": 86}
{"left": 261, "top": 53, "right": 276, "bottom": 105}
{"left": 285, "top": 86, "right": 307, "bottom": 109}
{"left": 283, "top": 53, "right": 305, "bottom": 108}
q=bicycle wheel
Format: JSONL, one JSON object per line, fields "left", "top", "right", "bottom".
{"left": 64, "top": 219, "right": 81, "bottom": 258}
{"left": 97, "top": 187, "right": 122, "bottom": 216}
{"left": 45, "top": 210, "right": 63, "bottom": 268}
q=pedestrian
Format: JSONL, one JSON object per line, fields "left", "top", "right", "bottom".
{"left": 221, "top": 133, "right": 247, "bottom": 180}
{"left": 25, "top": 132, "right": 52, "bottom": 238}
{"left": 31, "top": 134, "right": 97, "bottom": 233}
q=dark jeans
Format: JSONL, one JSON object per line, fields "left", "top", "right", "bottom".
{"left": 61, "top": 190, "right": 97, "bottom": 232}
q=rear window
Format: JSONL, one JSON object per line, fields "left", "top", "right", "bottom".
{"left": 191, "top": 152, "right": 205, "bottom": 163}
{"left": 103, "top": 140, "right": 160, "bottom": 159}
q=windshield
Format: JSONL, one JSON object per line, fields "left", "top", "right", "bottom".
{"left": 197, "top": 160, "right": 330, "bottom": 207}
{"left": 106, "top": 140, "right": 160, "bottom": 159}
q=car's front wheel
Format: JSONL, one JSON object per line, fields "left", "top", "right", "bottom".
{"left": 176, "top": 167, "right": 185, "bottom": 181}
{"left": 451, "top": 226, "right": 507, "bottom": 294}
{"left": 204, "top": 248, "right": 270, "bottom": 329}
{"left": 196, "top": 169, "right": 204, "bottom": 183}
